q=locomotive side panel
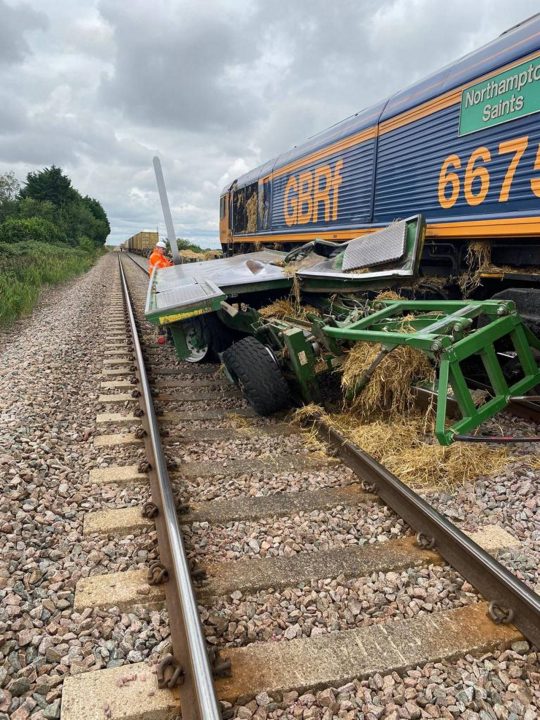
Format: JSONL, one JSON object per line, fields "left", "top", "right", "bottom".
{"left": 268, "top": 136, "right": 376, "bottom": 235}
{"left": 221, "top": 16, "right": 540, "bottom": 251}
{"left": 374, "top": 56, "right": 540, "bottom": 235}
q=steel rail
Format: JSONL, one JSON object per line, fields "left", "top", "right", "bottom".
{"left": 119, "top": 258, "right": 221, "bottom": 720}
{"left": 123, "top": 250, "right": 150, "bottom": 275}
{"left": 123, "top": 247, "right": 540, "bottom": 641}
{"left": 311, "top": 416, "right": 540, "bottom": 648}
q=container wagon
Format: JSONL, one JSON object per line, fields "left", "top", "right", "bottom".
{"left": 219, "top": 14, "right": 540, "bottom": 315}
{"left": 127, "top": 230, "right": 159, "bottom": 257}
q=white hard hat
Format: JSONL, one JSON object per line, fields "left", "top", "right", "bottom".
{"left": 156, "top": 240, "right": 167, "bottom": 249}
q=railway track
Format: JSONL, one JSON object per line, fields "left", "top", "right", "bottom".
{"left": 61, "top": 253, "right": 540, "bottom": 719}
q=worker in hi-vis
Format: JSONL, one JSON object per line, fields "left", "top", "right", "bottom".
{"left": 148, "top": 240, "right": 173, "bottom": 272}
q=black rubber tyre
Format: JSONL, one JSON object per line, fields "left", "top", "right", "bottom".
{"left": 222, "top": 337, "right": 291, "bottom": 415}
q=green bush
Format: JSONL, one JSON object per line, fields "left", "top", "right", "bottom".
{"left": 0, "top": 241, "right": 103, "bottom": 326}
{"left": 0, "top": 216, "right": 67, "bottom": 245}
{"left": 78, "top": 235, "right": 95, "bottom": 253}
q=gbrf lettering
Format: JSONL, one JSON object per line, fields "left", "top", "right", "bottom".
{"left": 284, "top": 160, "right": 344, "bottom": 226}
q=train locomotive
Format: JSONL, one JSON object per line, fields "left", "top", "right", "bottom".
{"left": 219, "top": 14, "right": 540, "bottom": 317}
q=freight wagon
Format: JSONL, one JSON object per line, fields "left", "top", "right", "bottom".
{"left": 127, "top": 230, "right": 159, "bottom": 257}
{"left": 219, "top": 14, "right": 540, "bottom": 312}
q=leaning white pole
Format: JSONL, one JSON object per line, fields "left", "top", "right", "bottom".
{"left": 153, "top": 156, "right": 181, "bottom": 265}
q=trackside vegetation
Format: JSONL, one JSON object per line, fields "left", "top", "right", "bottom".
{"left": 0, "top": 167, "right": 110, "bottom": 327}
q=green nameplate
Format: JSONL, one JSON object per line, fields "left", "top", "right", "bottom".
{"left": 459, "top": 55, "right": 540, "bottom": 136}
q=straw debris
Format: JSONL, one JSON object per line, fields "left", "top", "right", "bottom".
{"left": 294, "top": 405, "right": 509, "bottom": 488}
{"left": 372, "top": 290, "right": 402, "bottom": 302}
{"left": 203, "top": 250, "right": 222, "bottom": 260}
{"left": 259, "top": 299, "right": 320, "bottom": 321}
{"left": 179, "top": 249, "right": 204, "bottom": 262}
{"left": 341, "top": 341, "right": 434, "bottom": 417}
{"left": 458, "top": 240, "right": 492, "bottom": 295}
{"left": 245, "top": 193, "right": 258, "bottom": 233}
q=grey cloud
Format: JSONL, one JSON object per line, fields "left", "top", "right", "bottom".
{"left": 98, "top": 0, "right": 262, "bottom": 132}
{"left": 0, "top": 0, "right": 538, "bottom": 246}
{"left": 0, "top": 94, "right": 27, "bottom": 133}
{"left": 0, "top": 0, "right": 47, "bottom": 65}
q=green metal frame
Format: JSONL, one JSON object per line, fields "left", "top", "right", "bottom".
{"left": 324, "top": 300, "right": 540, "bottom": 445}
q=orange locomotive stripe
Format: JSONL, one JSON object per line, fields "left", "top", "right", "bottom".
{"left": 264, "top": 127, "right": 377, "bottom": 181}
{"left": 428, "top": 216, "right": 540, "bottom": 237}
{"left": 231, "top": 216, "right": 540, "bottom": 244}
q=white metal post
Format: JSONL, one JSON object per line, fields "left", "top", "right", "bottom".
{"left": 153, "top": 156, "right": 181, "bottom": 265}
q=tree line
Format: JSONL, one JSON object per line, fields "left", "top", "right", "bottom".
{"left": 0, "top": 166, "right": 110, "bottom": 250}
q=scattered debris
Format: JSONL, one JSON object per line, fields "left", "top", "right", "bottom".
{"left": 341, "top": 341, "right": 434, "bottom": 418}
{"left": 259, "top": 299, "right": 320, "bottom": 321}
{"left": 295, "top": 404, "right": 511, "bottom": 488}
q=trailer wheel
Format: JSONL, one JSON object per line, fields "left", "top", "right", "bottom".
{"left": 222, "top": 337, "right": 290, "bottom": 415}
{"left": 184, "top": 318, "right": 210, "bottom": 363}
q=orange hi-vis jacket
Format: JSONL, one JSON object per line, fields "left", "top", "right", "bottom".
{"left": 148, "top": 250, "right": 173, "bottom": 272}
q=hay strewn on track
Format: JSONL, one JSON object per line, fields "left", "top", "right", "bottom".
{"left": 295, "top": 404, "right": 510, "bottom": 489}
{"left": 341, "top": 342, "right": 434, "bottom": 417}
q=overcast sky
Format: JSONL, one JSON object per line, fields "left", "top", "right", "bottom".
{"left": 0, "top": 0, "right": 538, "bottom": 247}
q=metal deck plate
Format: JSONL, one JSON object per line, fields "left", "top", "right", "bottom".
{"left": 154, "top": 279, "right": 224, "bottom": 313}
{"left": 155, "top": 251, "right": 288, "bottom": 292}
{"left": 342, "top": 221, "right": 407, "bottom": 272}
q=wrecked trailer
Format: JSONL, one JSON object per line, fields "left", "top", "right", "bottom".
{"left": 145, "top": 215, "right": 540, "bottom": 445}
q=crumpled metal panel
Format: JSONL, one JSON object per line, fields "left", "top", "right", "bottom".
{"left": 341, "top": 221, "right": 407, "bottom": 272}
{"left": 155, "top": 251, "right": 288, "bottom": 292}
{"left": 153, "top": 278, "right": 224, "bottom": 313}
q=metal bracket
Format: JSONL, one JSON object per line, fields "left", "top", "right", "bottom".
{"left": 157, "top": 654, "right": 185, "bottom": 689}
{"left": 415, "top": 532, "right": 436, "bottom": 550}
{"left": 142, "top": 501, "right": 159, "bottom": 519}
{"left": 148, "top": 560, "right": 169, "bottom": 585}
{"left": 192, "top": 566, "right": 208, "bottom": 585}
{"left": 208, "top": 648, "right": 232, "bottom": 678}
{"left": 488, "top": 601, "right": 515, "bottom": 624}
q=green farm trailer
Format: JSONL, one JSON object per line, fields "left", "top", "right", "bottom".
{"left": 145, "top": 216, "right": 540, "bottom": 445}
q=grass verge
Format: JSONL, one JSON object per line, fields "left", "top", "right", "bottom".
{"left": 0, "top": 241, "right": 104, "bottom": 327}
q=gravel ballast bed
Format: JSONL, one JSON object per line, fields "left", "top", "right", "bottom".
{"left": 424, "top": 461, "right": 540, "bottom": 595}
{"left": 0, "top": 255, "right": 169, "bottom": 718}
{"left": 177, "top": 466, "right": 356, "bottom": 502}
{"left": 171, "top": 435, "right": 328, "bottom": 463}
{"left": 230, "top": 644, "right": 539, "bottom": 719}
